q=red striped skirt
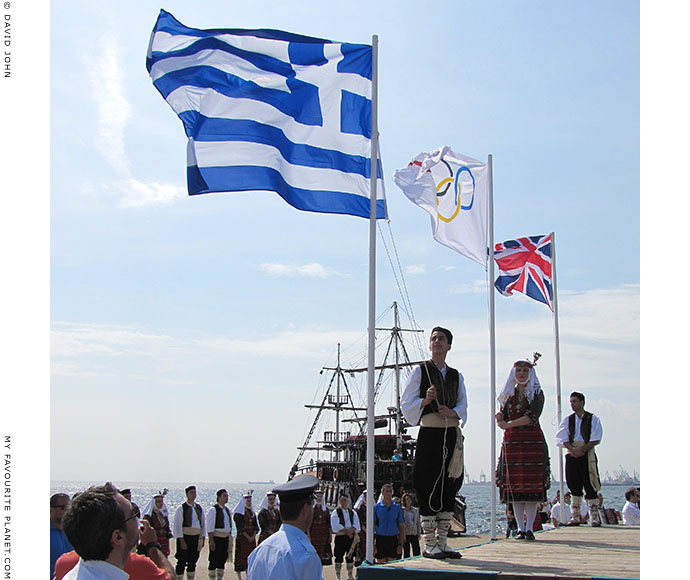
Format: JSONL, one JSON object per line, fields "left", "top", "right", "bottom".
{"left": 497, "top": 424, "right": 550, "bottom": 503}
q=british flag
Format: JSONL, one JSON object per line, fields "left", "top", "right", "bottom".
{"left": 494, "top": 234, "right": 553, "bottom": 309}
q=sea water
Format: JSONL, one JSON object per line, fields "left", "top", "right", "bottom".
{"left": 50, "top": 481, "right": 635, "bottom": 536}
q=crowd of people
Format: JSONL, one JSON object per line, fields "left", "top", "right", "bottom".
{"left": 49, "top": 325, "right": 639, "bottom": 580}
{"left": 49, "top": 480, "right": 418, "bottom": 580}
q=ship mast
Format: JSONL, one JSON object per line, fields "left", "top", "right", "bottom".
{"left": 290, "top": 302, "right": 424, "bottom": 477}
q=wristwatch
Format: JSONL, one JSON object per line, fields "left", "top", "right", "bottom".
{"left": 143, "top": 541, "right": 162, "bottom": 556}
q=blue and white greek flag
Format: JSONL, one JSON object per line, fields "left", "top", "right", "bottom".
{"left": 147, "top": 10, "right": 387, "bottom": 219}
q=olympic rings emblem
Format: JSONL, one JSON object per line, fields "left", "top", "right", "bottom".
{"left": 434, "top": 159, "right": 475, "bottom": 223}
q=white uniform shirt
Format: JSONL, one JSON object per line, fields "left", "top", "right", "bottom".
{"left": 622, "top": 501, "right": 640, "bottom": 525}
{"left": 247, "top": 523, "right": 323, "bottom": 580}
{"left": 173, "top": 502, "right": 206, "bottom": 538}
{"left": 330, "top": 507, "right": 361, "bottom": 533}
{"left": 62, "top": 558, "right": 129, "bottom": 580}
{"left": 555, "top": 413, "right": 603, "bottom": 447}
{"left": 401, "top": 364, "right": 468, "bottom": 427}
{"left": 206, "top": 504, "right": 233, "bottom": 536}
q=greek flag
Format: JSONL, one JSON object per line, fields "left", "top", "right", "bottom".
{"left": 147, "top": 10, "right": 387, "bottom": 219}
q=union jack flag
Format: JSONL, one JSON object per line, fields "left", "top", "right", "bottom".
{"left": 494, "top": 234, "right": 553, "bottom": 309}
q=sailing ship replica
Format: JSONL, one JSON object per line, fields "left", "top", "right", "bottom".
{"left": 287, "top": 302, "right": 466, "bottom": 533}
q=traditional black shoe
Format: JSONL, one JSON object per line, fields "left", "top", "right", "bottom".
{"left": 442, "top": 550, "right": 463, "bottom": 559}
{"left": 515, "top": 531, "right": 526, "bottom": 540}
{"left": 525, "top": 531, "right": 535, "bottom": 541}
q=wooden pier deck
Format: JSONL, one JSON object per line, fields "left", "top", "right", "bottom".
{"left": 355, "top": 525, "right": 640, "bottom": 579}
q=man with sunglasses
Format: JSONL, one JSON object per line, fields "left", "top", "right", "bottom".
{"left": 59, "top": 483, "right": 176, "bottom": 579}
{"left": 50, "top": 493, "right": 73, "bottom": 578}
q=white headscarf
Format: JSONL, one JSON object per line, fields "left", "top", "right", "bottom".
{"left": 233, "top": 493, "right": 255, "bottom": 516}
{"left": 258, "top": 492, "right": 279, "bottom": 511}
{"left": 353, "top": 490, "right": 367, "bottom": 510}
{"left": 141, "top": 493, "right": 168, "bottom": 519}
{"left": 497, "top": 359, "right": 542, "bottom": 406}
{"left": 313, "top": 490, "right": 327, "bottom": 511}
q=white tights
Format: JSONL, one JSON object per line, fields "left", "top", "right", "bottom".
{"left": 512, "top": 501, "right": 538, "bottom": 532}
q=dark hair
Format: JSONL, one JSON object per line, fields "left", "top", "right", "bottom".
{"left": 625, "top": 488, "right": 638, "bottom": 501}
{"left": 62, "top": 483, "right": 127, "bottom": 561}
{"left": 279, "top": 496, "right": 312, "bottom": 521}
{"left": 185, "top": 485, "right": 196, "bottom": 494}
{"left": 50, "top": 493, "right": 70, "bottom": 507}
{"left": 431, "top": 326, "right": 453, "bottom": 345}
{"left": 570, "top": 391, "right": 585, "bottom": 403}
{"left": 401, "top": 493, "right": 414, "bottom": 508}
{"left": 216, "top": 488, "right": 227, "bottom": 499}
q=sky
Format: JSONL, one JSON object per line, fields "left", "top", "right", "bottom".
{"left": 42, "top": 0, "right": 645, "bottom": 486}
{"left": 5, "top": 0, "right": 690, "bottom": 574}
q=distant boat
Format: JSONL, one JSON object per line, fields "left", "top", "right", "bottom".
{"left": 248, "top": 480, "right": 275, "bottom": 485}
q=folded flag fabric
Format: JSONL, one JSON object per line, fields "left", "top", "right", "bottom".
{"left": 393, "top": 146, "right": 488, "bottom": 266}
{"left": 147, "top": 9, "right": 386, "bottom": 219}
{"left": 494, "top": 234, "right": 553, "bottom": 309}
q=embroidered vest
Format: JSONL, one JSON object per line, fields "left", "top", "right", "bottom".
{"left": 214, "top": 504, "right": 230, "bottom": 530}
{"left": 419, "top": 360, "right": 459, "bottom": 417}
{"left": 568, "top": 411, "right": 593, "bottom": 443}
{"left": 182, "top": 502, "right": 203, "bottom": 528}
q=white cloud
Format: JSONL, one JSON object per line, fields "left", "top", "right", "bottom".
{"left": 405, "top": 264, "right": 426, "bottom": 275}
{"left": 84, "top": 32, "right": 131, "bottom": 176}
{"left": 259, "top": 263, "right": 332, "bottom": 277}
{"left": 82, "top": 28, "right": 185, "bottom": 208}
{"left": 436, "top": 265, "right": 457, "bottom": 272}
{"left": 117, "top": 178, "right": 187, "bottom": 208}
{"left": 445, "top": 279, "right": 487, "bottom": 294}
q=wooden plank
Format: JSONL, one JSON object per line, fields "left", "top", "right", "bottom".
{"left": 358, "top": 526, "right": 640, "bottom": 579}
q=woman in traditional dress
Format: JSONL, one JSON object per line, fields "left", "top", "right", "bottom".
{"left": 309, "top": 489, "right": 332, "bottom": 566}
{"left": 140, "top": 492, "right": 172, "bottom": 556}
{"left": 232, "top": 493, "right": 258, "bottom": 578}
{"left": 401, "top": 493, "right": 421, "bottom": 558}
{"left": 257, "top": 492, "right": 282, "bottom": 544}
{"left": 495, "top": 358, "right": 550, "bottom": 541}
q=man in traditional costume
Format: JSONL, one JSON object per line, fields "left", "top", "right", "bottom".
{"left": 555, "top": 392, "right": 603, "bottom": 526}
{"left": 257, "top": 492, "right": 282, "bottom": 544}
{"left": 206, "top": 489, "right": 233, "bottom": 580}
{"left": 401, "top": 326, "right": 467, "bottom": 559}
{"left": 173, "top": 485, "right": 206, "bottom": 580}
{"left": 232, "top": 493, "right": 258, "bottom": 579}
{"left": 247, "top": 475, "right": 323, "bottom": 580}
{"left": 330, "top": 494, "right": 360, "bottom": 580}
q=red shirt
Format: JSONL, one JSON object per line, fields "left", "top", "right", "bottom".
{"left": 54, "top": 551, "right": 169, "bottom": 580}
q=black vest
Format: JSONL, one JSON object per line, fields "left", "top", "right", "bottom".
{"left": 182, "top": 502, "right": 203, "bottom": 528}
{"left": 336, "top": 508, "right": 355, "bottom": 528}
{"left": 568, "top": 411, "right": 593, "bottom": 443}
{"left": 419, "top": 360, "right": 459, "bottom": 417}
{"left": 213, "top": 504, "right": 230, "bottom": 530}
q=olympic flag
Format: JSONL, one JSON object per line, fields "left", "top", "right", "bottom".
{"left": 147, "top": 10, "right": 386, "bottom": 219}
{"left": 393, "top": 146, "right": 489, "bottom": 266}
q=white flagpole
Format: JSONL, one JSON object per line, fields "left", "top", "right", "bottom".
{"left": 365, "top": 34, "right": 378, "bottom": 566}
{"left": 487, "top": 154, "right": 497, "bottom": 540}
{"left": 550, "top": 232, "right": 565, "bottom": 515}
